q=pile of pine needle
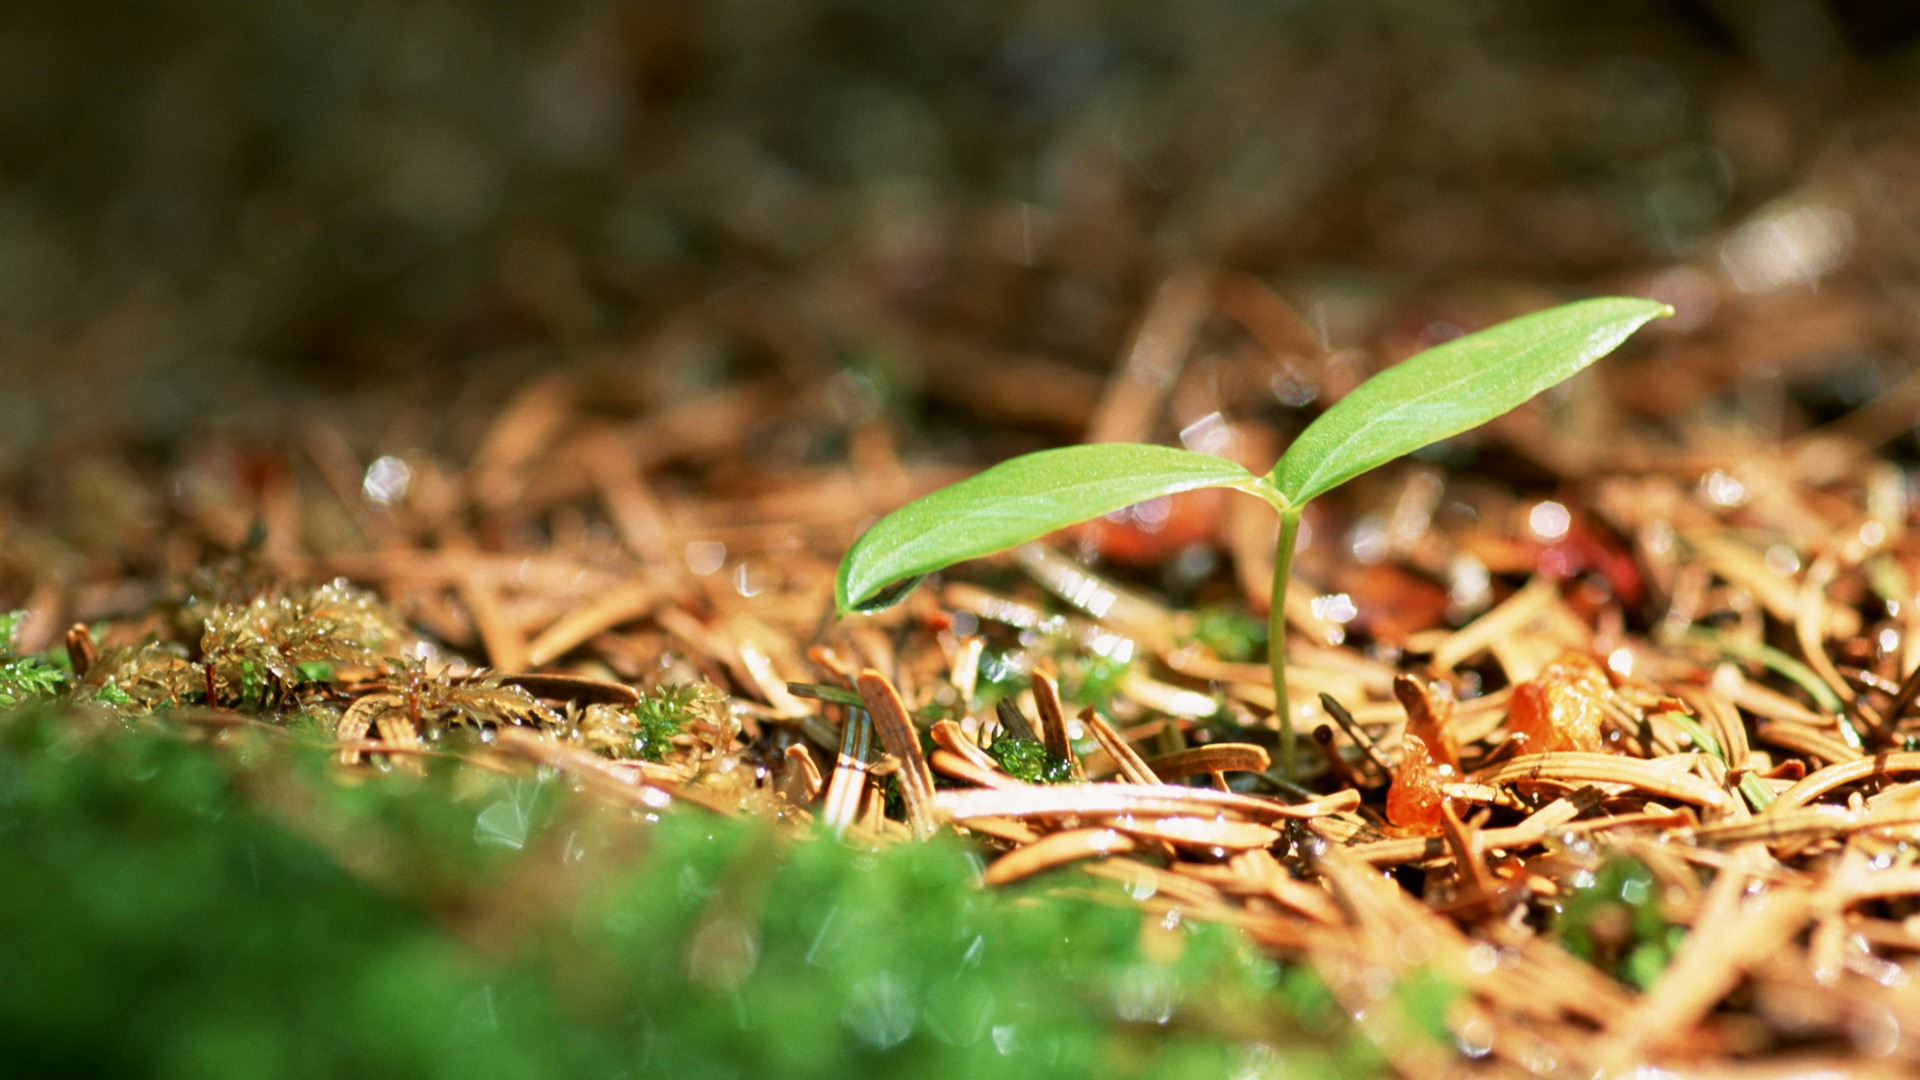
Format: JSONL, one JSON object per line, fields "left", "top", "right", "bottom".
{"left": 14, "top": 10, "right": 1920, "bottom": 1071}
{"left": 10, "top": 231, "right": 1920, "bottom": 1074}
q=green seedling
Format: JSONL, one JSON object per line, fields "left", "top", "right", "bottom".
{"left": 836, "top": 297, "right": 1671, "bottom": 777}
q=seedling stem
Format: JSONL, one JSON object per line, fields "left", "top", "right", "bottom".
{"left": 1272, "top": 508, "right": 1301, "bottom": 778}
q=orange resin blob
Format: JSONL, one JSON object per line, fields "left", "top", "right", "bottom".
{"left": 1506, "top": 651, "right": 1611, "bottom": 755}
{"left": 1386, "top": 733, "right": 1454, "bottom": 830}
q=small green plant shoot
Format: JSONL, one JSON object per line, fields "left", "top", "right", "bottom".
{"left": 836, "top": 297, "right": 1671, "bottom": 777}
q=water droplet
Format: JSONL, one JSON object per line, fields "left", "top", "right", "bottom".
{"left": 1466, "top": 942, "right": 1499, "bottom": 976}
{"left": 362, "top": 455, "right": 412, "bottom": 506}
{"left": 1764, "top": 543, "right": 1801, "bottom": 577}
{"left": 732, "top": 561, "right": 769, "bottom": 597}
{"left": 1701, "top": 470, "right": 1747, "bottom": 507}
{"left": 1310, "top": 593, "right": 1358, "bottom": 624}
{"left": 1271, "top": 366, "right": 1317, "bottom": 407}
{"left": 1233, "top": 1042, "right": 1285, "bottom": 1080}
{"left": 1179, "top": 411, "right": 1235, "bottom": 454}
{"left": 1520, "top": 1042, "right": 1560, "bottom": 1075}
{"left": 1528, "top": 500, "right": 1570, "bottom": 541}
{"left": 923, "top": 976, "right": 994, "bottom": 1046}
{"left": 991, "top": 1024, "right": 1018, "bottom": 1056}
{"left": 1123, "top": 871, "right": 1157, "bottom": 902}
{"left": 686, "top": 916, "right": 759, "bottom": 990}
{"left": 454, "top": 985, "right": 499, "bottom": 1036}
{"left": 1113, "top": 965, "right": 1182, "bottom": 1024}
{"left": 1172, "top": 543, "right": 1217, "bottom": 584}
{"left": 842, "top": 971, "right": 916, "bottom": 1049}
{"left": 804, "top": 906, "right": 842, "bottom": 967}
{"left": 1720, "top": 200, "right": 1852, "bottom": 293}
{"left": 1349, "top": 516, "right": 1390, "bottom": 564}
{"left": 826, "top": 368, "right": 883, "bottom": 423}
{"left": 1454, "top": 1015, "right": 1493, "bottom": 1058}
{"left": 1088, "top": 632, "right": 1134, "bottom": 662}
{"left": 684, "top": 540, "right": 727, "bottom": 576}
{"left": 474, "top": 799, "right": 529, "bottom": 849}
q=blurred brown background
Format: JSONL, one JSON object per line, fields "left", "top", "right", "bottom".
{"left": 4, "top": 0, "right": 1920, "bottom": 484}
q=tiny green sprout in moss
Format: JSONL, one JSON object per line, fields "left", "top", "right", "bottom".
{"left": 93, "top": 683, "right": 134, "bottom": 706}
{"left": 835, "top": 299, "right": 1670, "bottom": 778}
{"left": 627, "top": 681, "right": 724, "bottom": 762}
{"left": 1187, "top": 604, "right": 1267, "bottom": 662}
{"left": 1059, "top": 649, "right": 1128, "bottom": 715}
{"left": 986, "top": 736, "right": 1072, "bottom": 784}
{"left": 0, "top": 611, "right": 68, "bottom": 708}
{"left": 237, "top": 659, "right": 271, "bottom": 708}
{"left": 1555, "top": 855, "right": 1685, "bottom": 991}
{"left": 880, "top": 770, "right": 906, "bottom": 820}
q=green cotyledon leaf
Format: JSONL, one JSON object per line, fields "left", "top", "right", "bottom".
{"left": 836, "top": 444, "right": 1268, "bottom": 613}
{"left": 1268, "top": 297, "right": 1672, "bottom": 506}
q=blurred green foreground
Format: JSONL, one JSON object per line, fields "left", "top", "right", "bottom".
{"left": 0, "top": 708, "right": 1410, "bottom": 1079}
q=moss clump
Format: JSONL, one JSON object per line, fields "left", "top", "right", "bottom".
{"left": 0, "top": 705, "right": 1374, "bottom": 1079}
{"left": 985, "top": 736, "right": 1072, "bottom": 784}
{"left": 1554, "top": 856, "right": 1685, "bottom": 990}
{"left": 577, "top": 682, "right": 724, "bottom": 762}
{"left": 1058, "top": 650, "right": 1129, "bottom": 715}
{"left": 1185, "top": 605, "right": 1267, "bottom": 663}
{"left": 634, "top": 682, "right": 723, "bottom": 762}
{"left": 194, "top": 579, "right": 406, "bottom": 707}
